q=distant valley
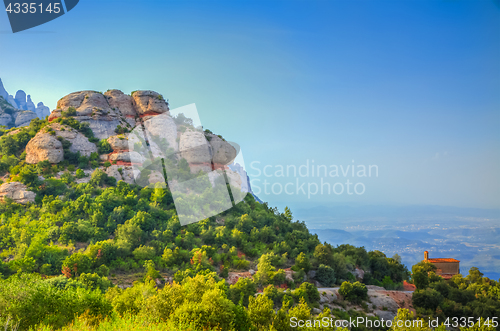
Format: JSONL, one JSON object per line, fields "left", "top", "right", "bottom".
{"left": 295, "top": 205, "right": 500, "bottom": 280}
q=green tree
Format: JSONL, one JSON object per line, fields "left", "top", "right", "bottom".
{"left": 295, "top": 252, "right": 311, "bottom": 272}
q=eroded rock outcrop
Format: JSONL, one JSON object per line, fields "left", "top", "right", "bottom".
{"left": 105, "top": 165, "right": 137, "bottom": 185}
{"left": 50, "top": 123, "right": 97, "bottom": 157}
{"left": 15, "top": 111, "right": 38, "bottom": 127}
{"left": 50, "top": 91, "right": 123, "bottom": 140}
{"left": 25, "top": 132, "right": 64, "bottom": 164}
{"left": 0, "top": 182, "right": 36, "bottom": 204}
{"left": 131, "top": 90, "right": 169, "bottom": 116}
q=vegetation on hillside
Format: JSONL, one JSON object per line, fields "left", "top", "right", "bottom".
{"left": 0, "top": 118, "right": 497, "bottom": 330}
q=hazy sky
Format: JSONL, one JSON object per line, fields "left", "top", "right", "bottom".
{"left": 0, "top": 0, "right": 499, "bottom": 210}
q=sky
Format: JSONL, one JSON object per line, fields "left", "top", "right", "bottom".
{"left": 0, "top": 0, "right": 499, "bottom": 211}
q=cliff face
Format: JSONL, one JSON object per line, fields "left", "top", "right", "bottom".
{"left": 0, "top": 78, "right": 51, "bottom": 128}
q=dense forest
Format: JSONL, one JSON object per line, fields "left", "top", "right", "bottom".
{"left": 0, "top": 117, "right": 498, "bottom": 330}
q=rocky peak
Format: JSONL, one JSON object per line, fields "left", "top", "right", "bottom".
{"left": 0, "top": 78, "right": 52, "bottom": 128}
{"left": 0, "top": 78, "right": 8, "bottom": 100}
{"left": 15, "top": 90, "right": 27, "bottom": 110}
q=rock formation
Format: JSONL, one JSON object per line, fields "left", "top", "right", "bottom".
{"left": 0, "top": 182, "right": 36, "bottom": 204}
{"left": 25, "top": 132, "right": 64, "bottom": 164}
{"left": 15, "top": 111, "right": 38, "bottom": 127}
{"left": 26, "top": 95, "right": 36, "bottom": 111}
{"left": 35, "top": 102, "right": 51, "bottom": 119}
{"left": 0, "top": 78, "right": 52, "bottom": 128}
{"left": 0, "top": 78, "right": 8, "bottom": 100}
{"left": 15, "top": 90, "right": 27, "bottom": 110}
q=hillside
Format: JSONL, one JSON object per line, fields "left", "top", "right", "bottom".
{"left": 0, "top": 89, "right": 498, "bottom": 331}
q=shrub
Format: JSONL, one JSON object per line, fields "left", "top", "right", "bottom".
{"left": 75, "top": 169, "right": 85, "bottom": 178}
{"left": 339, "top": 281, "right": 367, "bottom": 304}
{"left": 315, "top": 264, "right": 336, "bottom": 286}
{"left": 132, "top": 245, "right": 156, "bottom": 261}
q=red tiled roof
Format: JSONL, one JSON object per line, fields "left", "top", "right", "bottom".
{"left": 439, "top": 274, "right": 455, "bottom": 280}
{"left": 428, "top": 258, "right": 460, "bottom": 263}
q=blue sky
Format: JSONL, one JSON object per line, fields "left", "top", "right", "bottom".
{"left": 0, "top": 0, "right": 499, "bottom": 210}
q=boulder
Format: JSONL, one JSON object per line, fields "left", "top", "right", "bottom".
{"left": 0, "top": 182, "right": 36, "bottom": 204}
{"left": 105, "top": 165, "right": 122, "bottom": 181}
{"left": 179, "top": 130, "right": 211, "bottom": 165}
{"left": 50, "top": 123, "right": 97, "bottom": 157}
{"left": 25, "top": 132, "right": 64, "bottom": 164}
{"left": 104, "top": 90, "right": 136, "bottom": 117}
{"left": 57, "top": 90, "right": 110, "bottom": 115}
{"left": 109, "top": 151, "right": 144, "bottom": 163}
{"left": 132, "top": 90, "right": 169, "bottom": 115}
{"left": 207, "top": 135, "right": 237, "bottom": 165}
{"left": 107, "top": 135, "right": 129, "bottom": 151}
{"left": 353, "top": 267, "right": 365, "bottom": 281}
{"left": 15, "top": 111, "right": 37, "bottom": 127}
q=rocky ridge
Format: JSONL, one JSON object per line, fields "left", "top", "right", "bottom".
{"left": 13, "top": 88, "right": 250, "bottom": 202}
{"left": 0, "top": 78, "right": 51, "bottom": 128}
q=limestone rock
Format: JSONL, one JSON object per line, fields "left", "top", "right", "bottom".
{"left": 368, "top": 290, "right": 399, "bottom": 312}
{"left": 54, "top": 91, "right": 131, "bottom": 140}
{"left": 15, "top": 111, "right": 37, "bottom": 127}
{"left": 7, "top": 95, "right": 18, "bottom": 108}
{"left": 50, "top": 123, "right": 97, "bottom": 157}
{"left": 57, "top": 91, "right": 110, "bottom": 115}
{"left": 26, "top": 95, "right": 35, "bottom": 111}
{"left": 179, "top": 130, "right": 211, "bottom": 164}
{"left": 35, "top": 102, "right": 51, "bottom": 119}
{"left": 207, "top": 135, "right": 237, "bottom": 165}
{"left": 105, "top": 165, "right": 122, "bottom": 181}
{"left": 0, "top": 78, "right": 7, "bottom": 100}
{"left": 132, "top": 90, "right": 169, "bottom": 115}
{"left": 109, "top": 151, "right": 144, "bottom": 163}
{"left": 104, "top": 90, "right": 136, "bottom": 117}
{"left": 107, "top": 135, "right": 129, "bottom": 151}
{"left": 0, "top": 182, "right": 36, "bottom": 204}
{"left": 14, "top": 90, "right": 27, "bottom": 110}
{"left": 142, "top": 114, "right": 178, "bottom": 152}
{"left": 0, "top": 113, "right": 11, "bottom": 127}
{"left": 373, "top": 310, "right": 397, "bottom": 321}
{"left": 312, "top": 308, "right": 322, "bottom": 315}
{"left": 353, "top": 267, "right": 365, "bottom": 281}
{"left": 25, "top": 132, "right": 63, "bottom": 164}
{"left": 120, "top": 166, "right": 137, "bottom": 184}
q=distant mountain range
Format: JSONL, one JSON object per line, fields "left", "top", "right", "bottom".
{"left": 0, "top": 78, "right": 51, "bottom": 128}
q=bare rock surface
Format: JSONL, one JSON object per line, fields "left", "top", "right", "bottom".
{"left": 25, "top": 132, "right": 63, "bottom": 164}
{"left": 107, "top": 135, "right": 129, "bottom": 151}
{"left": 50, "top": 123, "right": 97, "bottom": 157}
{"left": 0, "top": 182, "right": 36, "bottom": 204}
{"left": 206, "top": 134, "right": 237, "bottom": 165}
{"left": 105, "top": 90, "right": 136, "bottom": 117}
{"left": 368, "top": 290, "right": 399, "bottom": 312}
{"left": 132, "top": 90, "right": 169, "bottom": 115}
{"left": 179, "top": 130, "right": 211, "bottom": 165}
{"left": 15, "top": 111, "right": 37, "bottom": 127}
{"left": 143, "top": 114, "right": 178, "bottom": 152}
